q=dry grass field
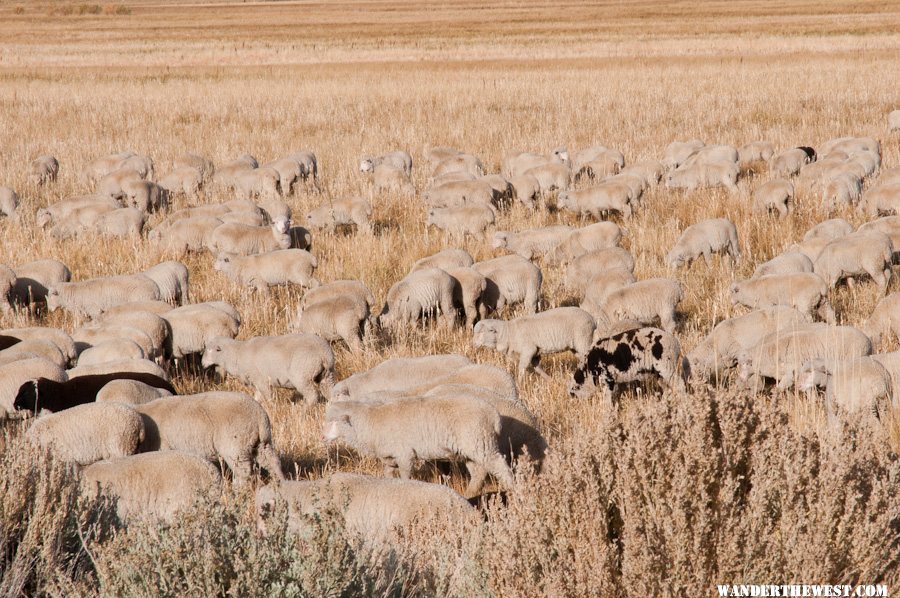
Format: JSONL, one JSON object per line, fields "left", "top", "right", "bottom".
{"left": 1, "top": 0, "right": 899, "bottom": 595}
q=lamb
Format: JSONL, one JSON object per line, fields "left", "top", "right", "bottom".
{"left": 472, "top": 307, "right": 596, "bottom": 378}
{"left": 556, "top": 182, "right": 634, "bottom": 219}
{"left": 14, "top": 373, "right": 176, "bottom": 415}
{"left": 687, "top": 306, "right": 809, "bottom": 383}
{"left": 290, "top": 295, "right": 369, "bottom": 352}
{"left": 47, "top": 274, "right": 161, "bottom": 320}
{"left": 510, "top": 174, "right": 541, "bottom": 208}
{"left": 752, "top": 251, "right": 813, "bottom": 278}
{"left": 0, "top": 339, "right": 67, "bottom": 368}
{"left": 738, "top": 141, "right": 776, "bottom": 166}
{"left": 214, "top": 249, "right": 319, "bottom": 293}
{"left": 860, "top": 293, "right": 900, "bottom": 345}
{"left": 76, "top": 339, "right": 146, "bottom": 366}
{"left": 0, "top": 358, "right": 67, "bottom": 416}
{"left": 492, "top": 225, "right": 573, "bottom": 260}
{"left": 472, "top": 254, "right": 542, "bottom": 315}
{"left": 661, "top": 140, "right": 704, "bottom": 170}
{"left": 298, "top": 280, "right": 376, "bottom": 315}
{"left": 796, "top": 357, "right": 894, "bottom": 419}
{"left": 736, "top": 324, "right": 871, "bottom": 390}
{"left": 447, "top": 266, "right": 487, "bottom": 328}
{"left": 410, "top": 248, "right": 474, "bottom": 272}
{"left": 360, "top": 151, "right": 413, "bottom": 178}
{"left": 305, "top": 196, "right": 372, "bottom": 234}
{"left": 255, "top": 473, "right": 474, "bottom": 540}
{"left": 208, "top": 222, "right": 291, "bottom": 256}
{"left": 730, "top": 272, "right": 835, "bottom": 323}
{"left": 423, "top": 180, "right": 494, "bottom": 209}
{"left": 323, "top": 396, "right": 514, "bottom": 497}
{"left": 586, "top": 278, "right": 683, "bottom": 334}
{"left": 152, "top": 216, "right": 224, "bottom": 253}
{"left": 666, "top": 218, "right": 740, "bottom": 268}
{"left": 161, "top": 302, "right": 240, "bottom": 360}
{"left": 664, "top": 162, "right": 739, "bottom": 192}
{"left": 813, "top": 231, "right": 893, "bottom": 295}
{"left": 1, "top": 327, "right": 76, "bottom": 364}
{"left": 26, "top": 402, "right": 144, "bottom": 466}
{"left": 568, "top": 327, "right": 687, "bottom": 400}
{"left": 201, "top": 334, "right": 335, "bottom": 405}
{"left": 82, "top": 451, "right": 222, "bottom": 524}
{"left": 331, "top": 354, "right": 473, "bottom": 401}
{"left": 769, "top": 147, "right": 816, "bottom": 178}
{"left": 752, "top": 179, "right": 794, "bottom": 218}
{"left": 0, "top": 187, "right": 18, "bottom": 221}
{"left": 28, "top": 155, "right": 59, "bottom": 185}
{"left": 142, "top": 261, "right": 189, "bottom": 305}
{"left": 378, "top": 268, "right": 456, "bottom": 329}
{"left": 135, "top": 391, "right": 283, "bottom": 484}
{"left": 95, "top": 379, "right": 173, "bottom": 405}
{"left": 564, "top": 248, "right": 635, "bottom": 293}
{"left": 426, "top": 204, "right": 496, "bottom": 242}
{"left": 545, "top": 222, "right": 623, "bottom": 265}
{"left": 580, "top": 267, "right": 637, "bottom": 306}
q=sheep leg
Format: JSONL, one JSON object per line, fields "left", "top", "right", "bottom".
{"left": 250, "top": 379, "right": 272, "bottom": 403}
{"left": 816, "top": 299, "right": 837, "bottom": 325}
{"left": 395, "top": 454, "right": 415, "bottom": 480}
{"left": 256, "top": 443, "right": 285, "bottom": 481}
{"left": 660, "top": 308, "right": 677, "bottom": 334}
{"left": 464, "top": 461, "right": 488, "bottom": 497}
{"left": 229, "top": 455, "right": 253, "bottom": 487}
{"left": 298, "top": 381, "right": 322, "bottom": 407}
{"left": 702, "top": 249, "right": 712, "bottom": 266}
{"left": 486, "top": 453, "right": 515, "bottom": 490}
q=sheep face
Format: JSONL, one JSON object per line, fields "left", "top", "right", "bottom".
{"left": 567, "top": 368, "right": 599, "bottom": 398}
{"left": 36, "top": 209, "right": 52, "bottom": 229}
{"left": 552, "top": 147, "right": 569, "bottom": 164}
{"left": 359, "top": 158, "right": 375, "bottom": 174}
{"left": 666, "top": 249, "right": 686, "bottom": 269}
{"left": 46, "top": 288, "right": 61, "bottom": 312}
{"left": 272, "top": 218, "right": 291, "bottom": 235}
{"left": 322, "top": 404, "right": 357, "bottom": 444}
{"left": 472, "top": 320, "right": 501, "bottom": 349}
{"left": 200, "top": 339, "right": 228, "bottom": 370}
{"left": 13, "top": 380, "right": 40, "bottom": 413}
{"left": 492, "top": 232, "right": 509, "bottom": 249}
{"left": 797, "top": 361, "right": 829, "bottom": 392}
{"left": 213, "top": 255, "right": 234, "bottom": 273}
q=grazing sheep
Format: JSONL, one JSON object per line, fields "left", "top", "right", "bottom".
{"left": 492, "top": 225, "right": 573, "bottom": 260}
{"left": 580, "top": 267, "right": 637, "bottom": 306}
{"left": 298, "top": 279, "right": 376, "bottom": 315}
{"left": 122, "top": 179, "right": 167, "bottom": 213}
{"left": 858, "top": 216, "right": 900, "bottom": 261}
{"left": 431, "top": 171, "right": 476, "bottom": 188}
{"left": 571, "top": 146, "right": 624, "bottom": 173}
{"left": 331, "top": 354, "right": 473, "bottom": 401}
{"left": 231, "top": 166, "right": 281, "bottom": 201}
{"left": 92, "top": 207, "right": 146, "bottom": 238}
{"left": 803, "top": 218, "right": 853, "bottom": 243}
{"left": 367, "top": 163, "right": 413, "bottom": 195}
{"left": 201, "top": 334, "right": 335, "bottom": 405}
{"left": 687, "top": 306, "right": 809, "bottom": 383}
{"left": 172, "top": 153, "right": 214, "bottom": 178}
{"left": 665, "top": 162, "right": 739, "bottom": 191}
{"left": 208, "top": 222, "right": 291, "bottom": 256}
{"left": 823, "top": 173, "right": 863, "bottom": 209}
{"left": 473, "top": 307, "right": 596, "bottom": 378}
{"left": 1, "top": 327, "right": 76, "bottom": 363}
{"left": 574, "top": 153, "right": 622, "bottom": 182}
{"left": 423, "top": 180, "right": 495, "bottom": 209}
{"left": 662, "top": 140, "right": 704, "bottom": 170}
{"left": 264, "top": 157, "right": 304, "bottom": 196}
{"left": 161, "top": 302, "right": 240, "bottom": 360}
{"left": 730, "top": 272, "right": 835, "bottom": 323}
{"left": 479, "top": 174, "right": 515, "bottom": 206}
{"left": 769, "top": 147, "right": 816, "bottom": 178}
{"left": 569, "top": 327, "right": 686, "bottom": 400}
{"left": 473, "top": 254, "right": 543, "bottom": 315}
{"left": 214, "top": 249, "right": 318, "bottom": 293}
{"left": 426, "top": 204, "right": 496, "bottom": 242}
{"left": 0, "top": 187, "right": 19, "bottom": 220}
{"left": 287, "top": 150, "right": 319, "bottom": 188}
{"left": 99, "top": 301, "right": 172, "bottom": 320}
{"left": 76, "top": 340, "right": 145, "bottom": 366}
{"left": 305, "top": 196, "right": 372, "bottom": 234}
{"left": 502, "top": 148, "right": 567, "bottom": 179}
{"left": 738, "top": 141, "right": 775, "bottom": 166}
{"left": 72, "top": 322, "right": 156, "bottom": 360}
{"left": 431, "top": 152, "right": 484, "bottom": 178}
{"left": 152, "top": 216, "right": 224, "bottom": 253}
{"left": 44, "top": 200, "right": 119, "bottom": 236}
{"left": 255, "top": 473, "right": 475, "bottom": 540}
{"left": 813, "top": 231, "right": 893, "bottom": 294}
{"left": 290, "top": 295, "right": 369, "bottom": 352}
{"left": 736, "top": 324, "right": 871, "bottom": 390}
{"left": 0, "top": 339, "right": 66, "bottom": 369}
{"left": 796, "top": 357, "right": 894, "bottom": 419}
{"left": 97, "top": 167, "right": 142, "bottom": 202}
{"left": 135, "top": 391, "right": 283, "bottom": 484}
{"left": 140, "top": 261, "right": 189, "bottom": 305}
{"left": 587, "top": 278, "right": 683, "bottom": 334}
{"left": 523, "top": 162, "right": 570, "bottom": 195}
{"left": 45, "top": 203, "right": 130, "bottom": 240}
{"left": 36, "top": 195, "right": 118, "bottom": 230}
{"left": 753, "top": 179, "right": 794, "bottom": 218}
{"left": 0, "top": 358, "right": 67, "bottom": 416}
{"left": 548, "top": 221, "right": 623, "bottom": 264}
{"left": 564, "top": 248, "right": 635, "bottom": 293}
{"left": 446, "top": 266, "right": 487, "bottom": 328}
{"left": 157, "top": 166, "right": 202, "bottom": 197}
{"left": 378, "top": 268, "right": 456, "bottom": 329}
{"left": 258, "top": 199, "right": 292, "bottom": 233}
{"left": 29, "top": 155, "right": 59, "bottom": 185}
{"left": 860, "top": 293, "right": 900, "bottom": 345}
{"left": 360, "top": 151, "right": 413, "bottom": 178}
{"left": 324, "top": 396, "right": 514, "bottom": 496}
{"left": 752, "top": 251, "right": 813, "bottom": 278}
{"left": 398, "top": 363, "right": 519, "bottom": 403}
{"left": 682, "top": 144, "right": 738, "bottom": 168}
{"left": 82, "top": 451, "right": 221, "bottom": 524}
{"left": 862, "top": 183, "right": 900, "bottom": 218}
{"left": 26, "top": 402, "right": 144, "bottom": 466}
{"left": 411, "top": 248, "right": 474, "bottom": 272}
{"left": 557, "top": 182, "right": 634, "bottom": 219}
{"left": 666, "top": 218, "right": 740, "bottom": 268}
{"left": 96, "top": 379, "right": 173, "bottom": 405}
{"left": 47, "top": 274, "right": 161, "bottom": 319}
{"left": 81, "top": 151, "right": 136, "bottom": 184}
{"left": 510, "top": 174, "right": 541, "bottom": 208}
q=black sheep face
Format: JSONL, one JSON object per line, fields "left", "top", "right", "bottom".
{"left": 13, "top": 379, "right": 40, "bottom": 412}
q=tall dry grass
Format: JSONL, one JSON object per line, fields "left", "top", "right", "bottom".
{"left": 0, "top": 0, "right": 899, "bottom": 594}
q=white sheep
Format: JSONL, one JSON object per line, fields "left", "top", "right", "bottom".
{"left": 574, "top": 153, "right": 622, "bottom": 182}
{"left": 360, "top": 151, "right": 413, "bottom": 178}
{"left": 67, "top": 359, "right": 169, "bottom": 381}
{"left": 803, "top": 218, "right": 853, "bottom": 243}
{"left": 136, "top": 391, "right": 283, "bottom": 485}
{"left": 157, "top": 166, "right": 202, "bottom": 198}
{"left": 523, "top": 162, "right": 570, "bottom": 195}
{"left": 290, "top": 295, "right": 369, "bottom": 352}
{"left": 81, "top": 151, "right": 136, "bottom": 184}
{"left": 47, "top": 274, "right": 161, "bottom": 319}
{"left": 305, "top": 196, "right": 372, "bottom": 234}
{"left": 95, "top": 379, "right": 172, "bottom": 405}
{"left": 813, "top": 231, "right": 893, "bottom": 295}
{"left": 201, "top": 334, "right": 334, "bottom": 405}
{"left": 502, "top": 148, "right": 567, "bottom": 179}
{"left": 161, "top": 302, "right": 240, "bottom": 360}
{"left": 666, "top": 218, "right": 740, "bottom": 268}
{"left": 564, "top": 248, "right": 635, "bottom": 293}
{"left": 28, "top": 155, "right": 59, "bottom": 185}
{"left": 796, "top": 357, "right": 894, "bottom": 419}
{"left": 208, "top": 222, "right": 291, "bottom": 256}
{"left": 662, "top": 140, "right": 704, "bottom": 170}
{"left": 769, "top": 147, "right": 816, "bottom": 178}
{"left": 323, "top": 395, "right": 514, "bottom": 497}
{"left": 122, "top": 179, "right": 167, "bottom": 213}
{"left": 232, "top": 166, "right": 281, "bottom": 200}
{"left": 621, "top": 160, "right": 664, "bottom": 188}
{"left": 152, "top": 215, "right": 224, "bottom": 254}
{"left": 556, "top": 182, "right": 633, "bottom": 219}
{"left": 682, "top": 144, "right": 738, "bottom": 168}
{"left": 0, "top": 187, "right": 18, "bottom": 221}
{"left": 35, "top": 195, "right": 118, "bottom": 230}
{"left": 889, "top": 110, "right": 900, "bottom": 132}
{"left": 579, "top": 267, "right": 637, "bottom": 307}
{"left": 0, "top": 357, "right": 67, "bottom": 416}
{"left": 0, "top": 339, "right": 67, "bottom": 369}
{"left": 431, "top": 152, "right": 484, "bottom": 179}
{"left": 214, "top": 249, "right": 318, "bottom": 293}
{"left": 26, "top": 402, "right": 144, "bottom": 466}
{"left": 479, "top": 174, "right": 515, "bottom": 206}
{"left": 738, "top": 141, "right": 775, "bottom": 166}
{"left": 378, "top": 268, "right": 456, "bottom": 329}
{"left": 752, "top": 251, "right": 813, "bottom": 278}
{"left": 99, "top": 300, "right": 173, "bottom": 319}
{"left": 331, "top": 354, "right": 473, "bottom": 401}
{"left": 862, "top": 183, "right": 900, "bottom": 218}
{"left": 76, "top": 340, "right": 146, "bottom": 366}
{"left": 410, "top": 248, "right": 474, "bottom": 272}
{"left": 473, "top": 307, "right": 596, "bottom": 378}
{"left": 473, "top": 254, "right": 542, "bottom": 315}
{"left": 426, "top": 204, "right": 496, "bottom": 242}
{"left": 858, "top": 216, "right": 900, "bottom": 260}
{"left": 571, "top": 145, "right": 623, "bottom": 173}
{"left": 587, "top": 278, "right": 683, "bottom": 334}
{"left": 141, "top": 261, "right": 189, "bottom": 305}
{"left": 545, "top": 222, "right": 623, "bottom": 265}
{"left": 298, "top": 279, "right": 376, "bottom": 315}
{"left": 665, "top": 162, "right": 739, "bottom": 192}
{"left": 1, "top": 327, "right": 76, "bottom": 364}
{"left": 492, "top": 225, "right": 573, "bottom": 260}
{"left": 823, "top": 173, "right": 862, "bottom": 209}
{"left": 753, "top": 179, "right": 794, "bottom": 218}
{"left": 368, "top": 163, "right": 414, "bottom": 195}
{"left": 423, "top": 180, "right": 494, "bottom": 209}
{"left": 446, "top": 266, "right": 487, "bottom": 328}
{"left": 860, "top": 293, "right": 900, "bottom": 345}
{"left": 82, "top": 451, "right": 222, "bottom": 524}
{"left": 730, "top": 272, "right": 835, "bottom": 323}
{"left": 510, "top": 174, "right": 541, "bottom": 209}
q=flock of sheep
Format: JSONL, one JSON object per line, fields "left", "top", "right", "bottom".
{"left": 0, "top": 107, "right": 899, "bottom": 542}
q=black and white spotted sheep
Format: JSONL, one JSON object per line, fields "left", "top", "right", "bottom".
{"left": 568, "top": 327, "right": 687, "bottom": 399}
